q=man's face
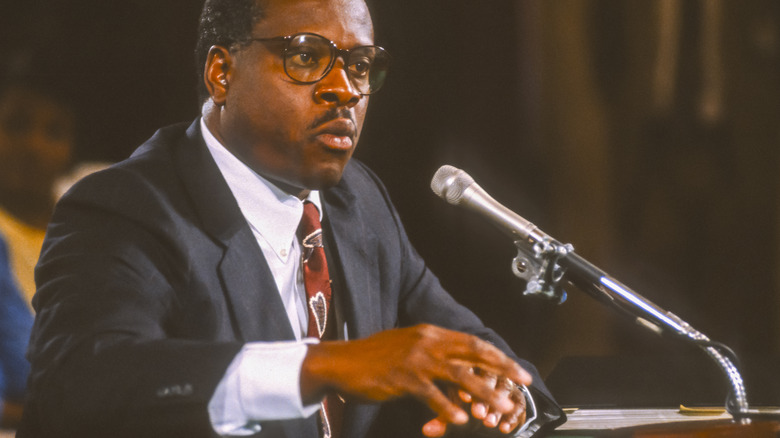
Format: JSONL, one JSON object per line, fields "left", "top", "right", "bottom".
{"left": 216, "top": 0, "right": 374, "bottom": 193}
{"left": 0, "top": 86, "right": 74, "bottom": 200}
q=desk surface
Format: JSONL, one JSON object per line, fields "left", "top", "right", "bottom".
{"left": 552, "top": 408, "right": 780, "bottom": 437}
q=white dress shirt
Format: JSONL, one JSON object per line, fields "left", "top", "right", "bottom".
{"left": 201, "top": 119, "right": 321, "bottom": 435}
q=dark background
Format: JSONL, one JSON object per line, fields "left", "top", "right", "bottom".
{"left": 3, "top": 0, "right": 779, "bottom": 406}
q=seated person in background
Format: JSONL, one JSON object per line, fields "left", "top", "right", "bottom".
{"left": 20, "top": 0, "right": 565, "bottom": 437}
{"left": 0, "top": 50, "right": 75, "bottom": 428}
{"left": 0, "top": 236, "right": 33, "bottom": 429}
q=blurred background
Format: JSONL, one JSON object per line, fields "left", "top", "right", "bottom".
{"left": 2, "top": 0, "right": 779, "bottom": 409}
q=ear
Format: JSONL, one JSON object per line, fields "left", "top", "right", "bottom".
{"left": 204, "top": 45, "right": 233, "bottom": 106}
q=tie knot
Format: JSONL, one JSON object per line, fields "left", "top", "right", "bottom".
{"left": 299, "top": 201, "right": 322, "bottom": 240}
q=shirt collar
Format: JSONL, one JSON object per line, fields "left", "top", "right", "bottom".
{"left": 199, "top": 118, "right": 323, "bottom": 259}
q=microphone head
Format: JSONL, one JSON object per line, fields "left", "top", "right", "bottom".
{"left": 430, "top": 165, "right": 475, "bottom": 205}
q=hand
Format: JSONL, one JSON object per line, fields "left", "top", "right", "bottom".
{"left": 300, "top": 324, "right": 532, "bottom": 430}
{"left": 422, "top": 371, "right": 528, "bottom": 437}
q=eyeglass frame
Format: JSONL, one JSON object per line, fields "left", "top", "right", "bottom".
{"left": 243, "top": 32, "right": 390, "bottom": 95}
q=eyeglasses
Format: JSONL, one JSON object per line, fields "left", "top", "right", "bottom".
{"left": 247, "top": 32, "right": 391, "bottom": 95}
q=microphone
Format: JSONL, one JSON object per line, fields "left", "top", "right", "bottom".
{"left": 430, "top": 165, "right": 751, "bottom": 415}
{"left": 430, "top": 165, "right": 545, "bottom": 243}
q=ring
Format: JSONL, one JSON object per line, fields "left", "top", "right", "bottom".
{"left": 501, "top": 378, "right": 516, "bottom": 391}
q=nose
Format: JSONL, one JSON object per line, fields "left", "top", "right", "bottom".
{"left": 313, "top": 59, "right": 362, "bottom": 108}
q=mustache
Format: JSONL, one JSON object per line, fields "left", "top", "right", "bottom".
{"left": 308, "top": 108, "right": 355, "bottom": 130}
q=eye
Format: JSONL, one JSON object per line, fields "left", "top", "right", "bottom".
{"left": 287, "top": 49, "right": 321, "bottom": 68}
{"left": 348, "top": 57, "right": 372, "bottom": 78}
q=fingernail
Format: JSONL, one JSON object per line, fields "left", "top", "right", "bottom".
{"left": 454, "top": 410, "right": 469, "bottom": 424}
{"left": 486, "top": 413, "right": 498, "bottom": 426}
{"left": 423, "top": 422, "right": 442, "bottom": 437}
{"left": 473, "top": 403, "right": 487, "bottom": 418}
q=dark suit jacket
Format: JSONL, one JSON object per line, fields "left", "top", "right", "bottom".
{"left": 20, "top": 120, "right": 563, "bottom": 437}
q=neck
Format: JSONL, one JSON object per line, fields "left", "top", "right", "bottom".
{"left": 202, "top": 101, "right": 311, "bottom": 200}
{"left": 268, "top": 178, "right": 310, "bottom": 201}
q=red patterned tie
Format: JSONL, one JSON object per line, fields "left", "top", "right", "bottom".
{"left": 298, "top": 201, "right": 343, "bottom": 438}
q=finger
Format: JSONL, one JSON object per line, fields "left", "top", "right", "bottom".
{"left": 470, "top": 368, "right": 496, "bottom": 420}
{"left": 460, "top": 369, "right": 485, "bottom": 418}
{"left": 445, "top": 363, "right": 515, "bottom": 414}
{"left": 458, "top": 369, "right": 474, "bottom": 403}
{"left": 481, "top": 370, "right": 499, "bottom": 388}
{"left": 416, "top": 383, "right": 469, "bottom": 427}
{"left": 485, "top": 412, "right": 500, "bottom": 428}
{"left": 447, "top": 336, "right": 533, "bottom": 386}
{"left": 499, "top": 408, "right": 526, "bottom": 434}
{"left": 422, "top": 417, "right": 448, "bottom": 438}
{"left": 498, "top": 384, "right": 527, "bottom": 434}
{"left": 472, "top": 401, "right": 488, "bottom": 420}
{"left": 483, "top": 376, "right": 525, "bottom": 428}
{"left": 460, "top": 387, "right": 489, "bottom": 420}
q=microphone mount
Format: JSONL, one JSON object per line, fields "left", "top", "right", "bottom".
{"left": 512, "top": 236, "right": 571, "bottom": 305}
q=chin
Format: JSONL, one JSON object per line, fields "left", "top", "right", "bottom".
{"left": 307, "top": 174, "right": 344, "bottom": 190}
{"left": 304, "top": 166, "right": 347, "bottom": 190}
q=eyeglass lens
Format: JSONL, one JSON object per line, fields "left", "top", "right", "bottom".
{"left": 284, "top": 34, "right": 389, "bottom": 94}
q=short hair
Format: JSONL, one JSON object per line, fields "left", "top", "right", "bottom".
{"left": 194, "top": 0, "right": 265, "bottom": 103}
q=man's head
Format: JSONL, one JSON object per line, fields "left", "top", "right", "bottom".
{"left": 0, "top": 52, "right": 75, "bottom": 219}
{"left": 197, "top": 0, "right": 384, "bottom": 197}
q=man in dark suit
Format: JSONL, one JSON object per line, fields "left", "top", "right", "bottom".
{"left": 20, "top": 0, "right": 564, "bottom": 437}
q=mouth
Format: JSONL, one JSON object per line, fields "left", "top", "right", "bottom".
{"left": 312, "top": 118, "right": 356, "bottom": 151}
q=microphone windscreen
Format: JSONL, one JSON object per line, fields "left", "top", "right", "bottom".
{"left": 430, "top": 165, "right": 474, "bottom": 205}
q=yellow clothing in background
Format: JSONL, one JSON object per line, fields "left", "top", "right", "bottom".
{"left": 0, "top": 208, "right": 45, "bottom": 308}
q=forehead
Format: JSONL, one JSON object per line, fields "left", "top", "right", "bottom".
{"left": 255, "top": 0, "right": 374, "bottom": 46}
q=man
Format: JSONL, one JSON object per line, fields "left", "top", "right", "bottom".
{"left": 0, "top": 50, "right": 76, "bottom": 428}
{"left": 20, "top": 0, "right": 564, "bottom": 437}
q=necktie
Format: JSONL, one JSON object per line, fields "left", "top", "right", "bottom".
{"left": 298, "top": 201, "right": 343, "bottom": 438}
{"left": 299, "top": 201, "right": 332, "bottom": 339}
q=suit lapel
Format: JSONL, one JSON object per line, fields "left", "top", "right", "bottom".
{"left": 173, "top": 120, "right": 295, "bottom": 342}
{"left": 321, "top": 177, "right": 382, "bottom": 341}
{"left": 322, "top": 178, "right": 386, "bottom": 438}
{"left": 217, "top": 232, "right": 297, "bottom": 342}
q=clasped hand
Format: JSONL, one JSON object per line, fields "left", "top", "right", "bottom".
{"left": 422, "top": 370, "right": 528, "bottom": 437}
{"left": 301, "top": 324, "right": 531, "bottom": 436}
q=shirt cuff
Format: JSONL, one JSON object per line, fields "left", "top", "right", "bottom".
{"left": 208, "top": 339, "right": 321, "bottom": 436}
{"left": 513, "top": 384, "right": 537, "bottom": 436}
{"left": 514, "top": 383, "right": 562, "bottom": 438}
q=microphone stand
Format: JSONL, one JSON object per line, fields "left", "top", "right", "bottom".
{"left": 511, "top": 232, "right": 750, "bottom": 418}
{"left": 430, "top": 164, "right": 769, "bottom": 420}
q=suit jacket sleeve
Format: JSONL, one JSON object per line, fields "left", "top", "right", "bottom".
{"left": 21, "top": 127, "right": 247, "bottom": 438}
